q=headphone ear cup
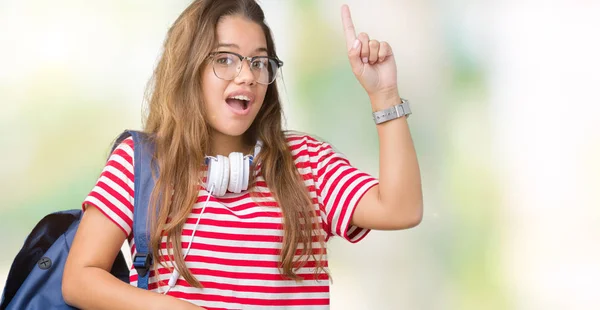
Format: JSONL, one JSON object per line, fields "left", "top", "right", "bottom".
{"left": 242, "top": 155, "right": 250, "bottom": 191}
{"left": 228, "top": 152, "right": 243, "bottom": 193}
{"left": 217, "top": 155, "right": 229, "bottom": 196}
{"left": 206, "top": 156, "right": 220, "bottom": 194}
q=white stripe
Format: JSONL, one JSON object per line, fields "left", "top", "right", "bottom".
{"left": 318, "top": 164, "right": 373, "bottom": 237}
{"left": 105, "top": 156, "right": 134, "bottom": 178}
{"left": 189, "top": 211, "right": 285, "bottom": 224}
{"left": 166, "top": 286, "right": 330, "bottom": 301}
{"left": 184, "top": 208, "right": 322, "bottom": 227}
{"left": 337, "top": 177, "right": 378, "bottom": 236}
{"left": 296, "top": 167, "right": 312, "bottom": 176}
{"left": 93, "top": 184, "right": 133, "bottom": 218}
{"left": 152, "top": 272, "right": 330, "bottom": 289}
{"left": 315, "top": 153, "right": 345, "bottom": 178}
{"left": 318, "top": 163, "right": 352, "bottom": 212}
{"left": 85, "top": 196, "right": 131, "bottom": 235}
{"left": 109, "top": 144, "right": 134, "bottom": 167}
{"left": 131, "top": 260, "right": 326, "bottom": 278}
{"left": 97, "top": 173, "right": 133, "bottom": 213}
{"left": 245, "top": 306, "right": 328, "bottom": 310}
{"left": 194, "top": 207, "right": 281, "bottom": 218}
{"left": 349, "top": 227, "right": 369, "bottom": 242}
{"left": 102, "top": 164, "right": 134, "bottom": 187}
{"left": 180, "top": 224, "right": 283, "bottom": 237}
{"left": 179, "top": 244, "right": 324, "bottom": 261}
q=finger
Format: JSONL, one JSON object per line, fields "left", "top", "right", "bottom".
{"left": 378, "top": 41, "right": 393, "bottom": 63}
{"left": 341, "top": 4, "right": 357, "bottom": 51}
{"left": 358, "top": 32, "right": 370, "bottom": 64}
{"left": 368, "top": 40, "right": 380, "bottom": 64}
{"left": 347, "top": 39, "right": 363, "bottom": 75}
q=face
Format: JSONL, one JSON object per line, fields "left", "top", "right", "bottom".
{"left": 201, "top": 15, "right": 269, "bottom": 139}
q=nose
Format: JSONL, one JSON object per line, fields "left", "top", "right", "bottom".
{"left": 234, "top": 59, "right": 256, "bottom": 85}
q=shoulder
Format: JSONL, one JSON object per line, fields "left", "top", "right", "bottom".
{"left": 105, "top": 136, "right": 135, "bottom": 171}
{"left": 284, "top": 131, "right": 344, "bottom": 163}
{"left": 109, "top": 136, "right": 134, "bottom": 158}
{"left": 284, "top": 130, "right": 330, "bottom": 149}
{"left": 116, "top": 136, "right": 134, "bottom": 150}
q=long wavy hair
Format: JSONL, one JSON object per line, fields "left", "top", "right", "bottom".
{"left": 142, "top": 0, "right": 326, "bottom": 287}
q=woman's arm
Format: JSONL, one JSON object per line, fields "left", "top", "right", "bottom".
{"left": 352, "top": 93, "right": 423, "bottom": 230}
{"left": 339, "top": 5, "right": 423, "bottom": 230}
{"left": 62, "top": 206, "right": 203, "bottom": 310}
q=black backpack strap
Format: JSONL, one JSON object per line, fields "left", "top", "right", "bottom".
{"left": 111, "top": 130, "right": 157, "bottom": 290}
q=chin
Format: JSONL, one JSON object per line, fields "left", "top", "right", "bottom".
{"left": 215, "top": 123, "right": 253, "bottom": 138}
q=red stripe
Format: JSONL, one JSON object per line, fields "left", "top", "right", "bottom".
{"left": 158, "top": 241, "right": 325, "bottom": 256}
{"left": 159, "top": 254, "right": 321, "bottom": 269}
{"left": 183, "top": 217, "right": 283, "bottom": 230}
{"left": 164, "top": 279, "right": 330, "bottom": 294}
{"left": 188, "top": 205, "right": 282, "bottom": 219}
{"left": 167, "top": 290, "right": 329, "bottom": 306}
{"left": 182, "top": 217, "right": 322, "bottom": 230}
{"left": 85, "top": 191, "right": 132, "bottom": 231}
{"left": 109, "top": 149, "right": 134, "bottom": 181}
{"left": 122, "top": 136, "right": 134, "bottom": 148}
{"left": 101, "top": 159, "right": 134, "bottom": 197}
{"left": 322, "top": 168, "right": 354, "bottom": 222}
{"left": 178, "top": 229, "right": 322, "bottom": 243}
{"left": 334, "top": 176, "right": 368, "bottom": 236}
{"left": 187, "top": 268, "right": 329, "bottom": 282}
{"left": 328, "top": 172, "right": 362, "bottom": 230}
{"left": 95, "top": 179, "right": 132, "bottom": 212}
{"left": 192, "top": 199, "right": 280, "bottom": 211}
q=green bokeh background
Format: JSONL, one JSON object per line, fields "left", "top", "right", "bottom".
{"left": 2, "top": 1, "right": 599, "bottom": 309}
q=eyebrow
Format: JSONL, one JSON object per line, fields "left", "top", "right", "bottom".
{"left": 217, "top": 43, "right": 268, "bottom": 54}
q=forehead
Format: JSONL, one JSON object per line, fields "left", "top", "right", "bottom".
{"left": 216, "top": 15, "right": 267, "bottom": 54}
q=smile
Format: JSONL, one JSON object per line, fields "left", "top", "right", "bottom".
{"left": 225, "top": 92, "right": 255, "bottom": 116}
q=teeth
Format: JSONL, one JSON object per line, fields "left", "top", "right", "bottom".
{"left": 229, "top": 95, "right": 251, "bottom": 101}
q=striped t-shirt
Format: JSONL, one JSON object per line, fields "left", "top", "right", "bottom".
{"left": 83, "top": 133, "right": 378, "bottom": 309}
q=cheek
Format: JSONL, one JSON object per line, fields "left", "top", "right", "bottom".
{"left": 255, "top": 86, "right": 268, "bottom": 107}
{"left": 201, "top": 68, "right": 226, "bottom": 104}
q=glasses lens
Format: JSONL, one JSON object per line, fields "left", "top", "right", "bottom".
{"left": 252, "top": 57, "right": 280, "bottom": 85}
{"left": 212, "top": 53, "right": 240, "bottom": 80}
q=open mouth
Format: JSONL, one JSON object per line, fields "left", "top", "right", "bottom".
{"left": 226, "top": 95, "right": 251, "bottom": 111}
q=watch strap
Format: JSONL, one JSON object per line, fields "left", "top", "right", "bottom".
{"left": 372, "top": 98, "right": 411, "bottom": 124}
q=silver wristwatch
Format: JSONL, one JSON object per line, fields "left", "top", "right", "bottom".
{"left": 372, "top": 98, "right": 411, "bottom": 124}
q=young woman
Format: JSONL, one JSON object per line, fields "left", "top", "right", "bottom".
{"left": 62, "top": 0, "right": 423, "bottom": 309}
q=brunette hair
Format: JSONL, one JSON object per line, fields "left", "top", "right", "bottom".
{"left": 143, "top": 0, "right": 325, "bottom": 287}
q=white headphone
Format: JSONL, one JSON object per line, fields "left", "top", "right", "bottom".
{"left": 203, "top": 139, "right": 262, "bottom": 196}
{"left": 163, "top": 141, "right": 262, "bottom": 293}
{"left": 204, "top": 152, "right": 252, "bottom": 197}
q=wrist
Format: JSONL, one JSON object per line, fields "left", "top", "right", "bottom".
{"left": 369, "top": 89, "right": 401, "bottom": 111}
{"left": 372, "top": 97, "right": 411, "bottom": 125}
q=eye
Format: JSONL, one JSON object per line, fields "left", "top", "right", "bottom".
{"left": 251, "top": 59, "right": 268, "bottom": 70}
{"left": 215, "top": 54, "right": 235, "bottom": 65}
{"left": 251, "top": 60, "right": 264, "bottom": 69}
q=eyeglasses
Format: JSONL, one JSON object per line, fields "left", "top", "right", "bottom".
{"left": 208, "top": 51, "right": 283, "bottom": 85}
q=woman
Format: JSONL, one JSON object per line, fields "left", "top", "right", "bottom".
{"left": 62, "top": 0, "right": 423, "bottom": 309}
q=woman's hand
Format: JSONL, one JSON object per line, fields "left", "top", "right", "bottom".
{"left": 341, "top": 4, "right": 399, "bottom": 101}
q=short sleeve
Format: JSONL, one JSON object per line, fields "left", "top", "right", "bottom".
{"left": 82, "top": 137, "right": 135, "bottom": 237}
{"left": 311, "top": 139, "right": 379, "bottom": 243}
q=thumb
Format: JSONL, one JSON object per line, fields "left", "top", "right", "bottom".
{"left": 348, "top": 39, "right": 363, "bottom": 75}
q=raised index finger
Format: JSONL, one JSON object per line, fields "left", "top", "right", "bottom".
{"left": 341, "top": 4, "right": 357, "bottom": 50}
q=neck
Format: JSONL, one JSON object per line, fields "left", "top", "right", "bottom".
{"left": 209, "top": 131, "right": 253, "bottom": 156}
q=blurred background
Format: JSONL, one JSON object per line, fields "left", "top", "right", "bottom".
{"left": 1, "top": 0, "right": 599, "bottom": 309}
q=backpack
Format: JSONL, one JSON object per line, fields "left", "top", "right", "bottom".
{"left": 1, "top": 130, "right": 157, "bottom": 310}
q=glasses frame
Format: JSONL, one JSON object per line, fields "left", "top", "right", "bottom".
{"left": 208, "top": 51, "right": 284, "bottom": 85}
